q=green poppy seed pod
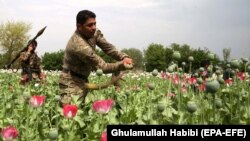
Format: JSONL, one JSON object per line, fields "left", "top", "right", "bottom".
{"left": 215, "top": 98, "right": 222, "bottom": 108}
{"left": 188, "top": 56, "right": 194, "bottom": 62}
{"left": 147, "top": 83, "right": 155, "bottom": 90}
{"left": 248, "top": 66, "right": 250, "bottom": 73}
{"left": 96, "top": 69, "right": 103, "bottom": 76}
{"left": 193, "top": 73, "right": 199, "bottom": 77}
{"left": 197, "top": 78, "right": 203, "bottom": 84}
{"left": 207, "top": 65, "right": 213, "bottom": 73}
{"left": 157, "top": 103, "right": 165, "bottom": 113}
{"left": 215, "top": 70, "right": 221, "bottom": 75}
{"left": 207, "top": 53, "right": 215, "bottom": 60}
{"left": 23, "top": 91, "right": 31, "bottom": 101}
{"left": 44, "top": 109, "right": 50, "bottom": 115}
{"left": 152, "top": 69, "right": 158, "bottom": 77}
{"left": 230, "top": 59, "right": 240, "bottom": 68}
{"left": 182, "top": 62, "right": 186, "bottom": 66}
{"left": 49, "top": 128, "right": 58, "bottom": 140}
{"left": 241, "top": 57, "right": 248, "bottom": 64}
{"left": 205, "top": 79, "right": 220, "bottom": 94}
{"left": 230, "top": 70, "right": 236, "bottom": 76}
{"left": 172, "top": 51, "right": 181, "bottom": 60}
{"left": 167, "top": 66, "right": 174, "bottom": 73}
{"left": 217, "top": 77, "right": 225, "bottom": 84}
{"left": 226, "top": 64, "right": 231, "bottom": 68}
{"left": 178, "top": 68, "right": 183, "bottom": 72}
{"left": 63, "top": 124, "right": 70, "bottom": 131}
{"left": 199, "top": 67, "right": 204, "bottom": 72}
{"left": 54, "top": 95, "right": 61, "bottom": 101}
{"left": 124, "top": 63, "right": 133, "bottom": 69}
{"left": 186, "top": 101, "right": 197, "bottom": 114}
{"left": 214, "top": 65, "right": 220, "bottom": 70}
{"left": 242, "top": 92, "right": 249, "bottom": 101}
{"left": 221, "top": 88, "right": 230, "bottom": 94}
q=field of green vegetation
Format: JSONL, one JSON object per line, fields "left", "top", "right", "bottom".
{"left": 0, "top": 64, "right": 249, "bottom": 140}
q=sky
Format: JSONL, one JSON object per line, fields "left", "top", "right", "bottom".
{"left": 0, "top": 0, "right": 250, "bottom": 60}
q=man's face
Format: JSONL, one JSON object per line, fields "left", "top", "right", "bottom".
{"left": 29, "top": 42, "right": 36, "bottom": 51}
{"left": 77, "top": 18, "right": 96, "bottom": 39}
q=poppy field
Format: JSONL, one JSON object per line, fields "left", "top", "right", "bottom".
{"left": 0, "top": 63, "right": 249, "bottom": 141}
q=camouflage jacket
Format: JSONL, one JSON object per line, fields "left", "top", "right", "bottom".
{"left": 63, "top": 29, "right": 129, "bottom": 77}
{"left": 20, "top": 51, "right": 41, "bottom": 72}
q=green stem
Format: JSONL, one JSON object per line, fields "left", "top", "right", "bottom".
{"left": 189, "top": 63, "right": 192, "bottom": 74}
{"left": 148, "top": 90, "right": 151, "bottom": 123}
{"left": 212, "top": 94, "right": 215, "bottom": 124}
{"left": 47, "top": 116, "right": 52, "bottom": 128}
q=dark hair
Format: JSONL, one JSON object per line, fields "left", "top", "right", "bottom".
{"left": 76, "top": 10, "right": 96, "bottom": 24}
{"left": 28, "top": 40, "right": 37, "bottom": 47}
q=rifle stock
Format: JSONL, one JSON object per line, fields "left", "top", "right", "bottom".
{"left": 4, "top": 26, "right": 47, "bottom": 69}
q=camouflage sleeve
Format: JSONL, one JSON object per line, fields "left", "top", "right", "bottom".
{"left": 19, "top": 51, "right": 31, "bottom": 61}
{"left": 75, "top": 44, "right": 126, "bottom": 73}
{"left": 95, "top": 29, "right": 129, "bottom": 61}
{"left": 29, "top": 54, "right": 41, "bottom": 68}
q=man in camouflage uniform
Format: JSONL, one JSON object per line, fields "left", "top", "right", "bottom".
{"left": 19, "top": 40, "right": 42, "bottom": 85}
{"left": 59, "top": 10, "right": 133, "bottom": 105}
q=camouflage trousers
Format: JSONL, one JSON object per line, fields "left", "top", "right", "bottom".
{"left": 59, "top": 71, "right": 122, "bottom": 106}
{"left": 59, "top": 71, "right": 89, "bottom": 106}
{"left": 111, "top": 71, "right": 122, "bottom": 91}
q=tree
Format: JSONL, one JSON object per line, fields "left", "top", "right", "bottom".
{"left": 167, "top": 43, "right": 193, "bottom": 71}
{"left": 144, "top": 43, "right": 166, "bottom": 72}
{"left": 191, "top": 47, "right": 210, "bottom": 70}
{"left": 0, "top": 54, "right": 5, "bottom": 68}
{"left": 95, "top": 49, "right": 114, "bottom": 63}
{"left": 121, "top": 48, "right": 144, "bottom": 71}
{"left": 0, "top": 21, "right": 31, "bottom": 68}
{"left": 41, "top": 50, "right": 64, "bottom": 70}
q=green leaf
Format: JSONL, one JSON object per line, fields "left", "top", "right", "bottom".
{"left": 74, "top": 116, "right": 85, "bottom": 128}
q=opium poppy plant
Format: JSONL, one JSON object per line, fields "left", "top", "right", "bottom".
{"left": 1, "top": 126, "right": 19, "bottom": 141}
{"left": 29, "top": 95, "right": 46, "bottom": 108}
{"left": 63, "top": 104, "right": 78, "bottom": 118}
{"left": 100, "top": 131, "right": 107, "bottom": 141}
{"left": 92, "top": 99, "right": 114, "bottom": 114}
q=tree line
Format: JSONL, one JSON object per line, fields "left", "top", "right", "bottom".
{"left": 1, "top": 21, "right": 246, "bottom": 73}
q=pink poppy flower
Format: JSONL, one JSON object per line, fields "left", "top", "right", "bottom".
{"left": 29, "top": 95, "right": 46, "bottom": 108}
{"left": 172, "top": 74, "right": 180, "bottom": 85}
{"left": 181, "top": 86, "right": 187, "bottom": 93}
{"left": 93, "top": 99, "right": 113, "bottom": 114}
{"left": 187, "top": 77, "right": 197, "bottom": 85}
{"left": 198, "top": 83, "right": 206, "bottom": 92}
{"left": 1, "top": 126, "right": 19, "bottom": 141}
{"left": 225, "top": 78, "right": 233, "bottom": 85}
{"left": 237, "top": 72, "right": 246, "bottom": 81}
{"left": 63, "top": 105, "right": 78, "bottom": 118}
{"left": 100, "top": 131, "right": 107, "bottom": 141}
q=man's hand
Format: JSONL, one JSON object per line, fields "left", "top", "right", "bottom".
{"left": 28, "top": 45, "right": 33, "bottom": 52}
{"left": 123, "top": 57, "right": 134, "bottom": 69}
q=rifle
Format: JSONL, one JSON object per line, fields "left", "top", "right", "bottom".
{"left": 4, "top": 26, "right": 47, "bottom": 69}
